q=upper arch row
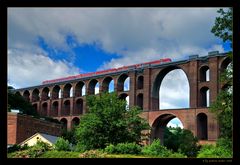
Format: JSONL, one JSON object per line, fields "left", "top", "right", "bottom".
{"left": 15, "top": 74, "right": 144, "bottom": 102}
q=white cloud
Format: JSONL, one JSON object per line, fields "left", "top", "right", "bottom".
{"left": 8, "top": 49, "right": 80, "bottom": 88}
{"left": 167, "top": 118, "right": 183, "bottom": 128}
{"left": 160, "top": 69, "right": 190, "bottom": 109}
{"left": 8, "top": 7, "right": 228, "bottom": 91}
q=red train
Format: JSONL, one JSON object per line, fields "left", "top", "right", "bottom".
{"left": 42, "top": 58, "right": 171, "bottom": 85}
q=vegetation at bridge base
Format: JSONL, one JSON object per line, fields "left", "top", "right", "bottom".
{"left": 74, "top": 92, "right": 150, "bottom": 151}
{"left": 163, "top": 127, "right": 200, "bottom": 157}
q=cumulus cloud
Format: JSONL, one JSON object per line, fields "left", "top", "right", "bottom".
{"left": 160, "top": 69, "right": 190, "bottom": 109}
{"left": 8, "top": 7, "right": 227, "bottom": 91}
{"left": 8, "top": 49, "right": 80, "bottom": 88}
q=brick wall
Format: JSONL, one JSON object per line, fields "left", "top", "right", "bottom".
{"left": 8, "top": 112, "right": 62, "bottom": 145}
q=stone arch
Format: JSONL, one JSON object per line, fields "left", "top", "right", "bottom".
{"left": 60, "top": 118, "right": 68, "bottom": 130}
{"left": 119, "top": 93, "right": 129, "bottom": 110}
{"left": 15, "top": 91, "right": 21, "bottom": 96}
{"left": 74, "top": 98, "right": 83, "bottom": 115}
{"left": 102, "top": 76, "right": 114, "bottom": 93}
{"left": 52, "top": 85, "right": 61, "bottom": 99}
{"left": 150, "top": 113, "right": 184, "bottom": 144}
{"left": 51, "top": 101, "right": 59, "bottom": 117}
{"left": 62, "top": 100, "right": 70, "bottom": 116}
{"left": 197, "top": 113, "right": 208, "bottom": 140}
{"left": 137, "top": 93, "right": 143, "bottom": 110}
{"left": 72, "top": 117, "right": 80, "bottom": 128}
{"left": 63, "top": 83, "right": 73, "bottom": 98}
{"left": 32, "top": 89, "right": 40, "bottom": 102}
{"left": 199, "top": 65, "right": 210, "bottom": 82}
{"left": 75, "top": 81, "right": 85, "bottom": 97}
{"left": 152, "top": 66, "right": 190, "bottom": 110}
{"left": 88, "top": 79, "right": 99, "bottom": 95}
{"left": 220, "top": 56, "right": 232, "bottom": 72}
{"left": 137, "top": 75, "right": 144, "bottom": 89}
{"left": 23, "top": 90, "right": 30, "bottom": 102}
{"left": 41, "top": 102, "right": 48, "bottom": 116}
{"left": 200, "top": 87, "right": 210, "bottom": 107}
{"left": 32, "top": 103, "right": 38, "bottom": 112}
{"left": 41, "top": 87, "right": 50, "bottom": 101}
{"left": 117, "top": 74, "right": 130, "bottom": 92}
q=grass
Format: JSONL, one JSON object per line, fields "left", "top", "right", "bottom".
{"left": 39, "top": 151, "right": 80, "bottom": 158}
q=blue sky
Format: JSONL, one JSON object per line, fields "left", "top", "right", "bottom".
{"left": 8, "top": 8, "right": 232, "bottom": 128}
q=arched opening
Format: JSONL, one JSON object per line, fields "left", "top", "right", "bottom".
{"left": 88, "top": 79, "right": 99, "bottom": 95}
{"left": 41, "top": 87, "right": 50, "bottom": 101}
{"left": 137, "top": 76, "right": 144, "bottom": 89}
{"left": 197, "top": 113, "right": 208, "bottom": 140}
{"left": 52, "top": 85, "right": 61, "bottom": 99}
{"left": 51, "top": 101, "right": 59, "bottom": 117}
{"left": 41, "top": 102, "right": 48, "bottom": 116}
{"left": 63, "top": 84, "right": 73, "bottom": 98}
{"left": 102, "top": 77, "right": 114, "bottom": 93}
{"left": 23, "top": 90, "right": 30, "bottom": 102}
{"left": 32, "top": 89, "right": 40, "bottom": 102}
{"left": 75, "top": 81, "right": 85, "bottom": 97}
{"left": 200, "top": 87, "right": 210, "bottom": 107}
{"left": 152, "top": 67, "right": 190, "bottom": 110}
{"left": 32, "top": 103, "right": 38, "bottom": 112}
{"left": 137, "top": 93, "right": 143, "bottom": 110}
{"left": 15, "top": 91, "right": 21, "bottom": 96}
{"left": 72, "top": 117, "right": 80, "bottom": 128}
{"left": 63, "top": 100, "right": 70, "bottom": 116}
{"left": 74, "top": 99, "right": 83, "bottom": 115}
{"left": 117, "top": 74, "right": 130, "bottom": 92}
{"left": 119, "top": 93, "right": 129, "bottom": 110}
{"left": 151, "top": 114, "right": 183, "bottom": 144}
{"left": 60, "top": 118, "right": 68, "bottom": 131}
{"left": 200, "top": 66, "right": 210, "bottom": 82}
{"left": 221, "top": 57, "right": 232, "bottom": 73}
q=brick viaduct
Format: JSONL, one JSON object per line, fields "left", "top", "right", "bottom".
{"left": 13, "top": 51, "right": 231, "bottom": 143}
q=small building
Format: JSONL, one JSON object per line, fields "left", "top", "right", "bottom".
{"left": 19, "top": 132, "right": 59, "bottom": 147}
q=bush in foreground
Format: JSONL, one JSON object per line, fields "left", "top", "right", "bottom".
{"left": 104, "top": 142, "right": 142, "bottom": 155}
{"left": 54, "top": 137, "right": 71, "bottom": 151}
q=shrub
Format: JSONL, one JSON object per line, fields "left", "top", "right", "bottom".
{"left": 167, "top": 152, "right": 187, "bottom": 158}
{"left": 197, "top": 144, "right": 232, "bottom": 158}
{"left": 27, "top": 141, "right": 51, "bottom": 158}
{"left": 54, "top": 137, "right": 70, "bottom": 151}
{"left": 141, "top": 139, "right": 172, "bottom": 157}
{"left": 104, "top": 143, "right": 142, "bottom": 155}
{"left": 79, "top": 150, "right": 107, "bottom": 158}
{"left": 7, "top": 144, "right": 29, "bottom": 153}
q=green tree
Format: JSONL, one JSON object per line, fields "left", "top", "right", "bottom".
{"left": 75, "top": 92, "right": 149, "bottom": 151}
{"left": 54, "top": 137, "right": 71, "bottom": 151}
{"left": 164, "top": 127, "right": 199, "bottom": 157}
{"left": 210, "top": 8, "right": 232, "bottom": 140}
{"left": 8, "top": 86, "right": 39, "bottom": 116}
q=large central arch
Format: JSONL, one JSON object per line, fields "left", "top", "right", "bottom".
{"left": 152, "top": 66, "right": 190, "bottom": 110}
{"left": 151, "top": 113, "right": 184, "bottom": 144}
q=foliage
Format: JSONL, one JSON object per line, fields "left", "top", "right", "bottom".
{"left": 211, "top": 8, "right": 232, "bottom": 45}
{"left": 7, "top": 144, "right": 29, "bottom": 153}
{"left": 104, "top": 142, "right": 142, "bottom": 155}
{"left": 8, "top": 86, "right": 39, "bottom": 116}
{"left": 164, "top": 127, "right": 200, "bottom": 157}
{"left": 141, "top": 139, "right": 172, "bottom": 157}
{"left": 8, "top": 141, "right": 51, "bottom": 158}
{"left": 39, "top": 151, "right": 80, "bottom": 158}
{"left": 197, "top": 144, "right": 232, "bottom": 158}
{"left": 79, "top": 150, "right": 107, "bottom": 158}
{"left": 75, "top": 92, "right": 150, "bottom": 150}
{"left": 167, "top": 152, "right": 187, "bottom": 158}
{"left": 61, "top": 126, "right": 77, "bottom": 145}
{"left": 54, "top": 137, "right": 71, "bottom": 151}
{"left": 210, "top": 7, "right": 233, "bottom": 146}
